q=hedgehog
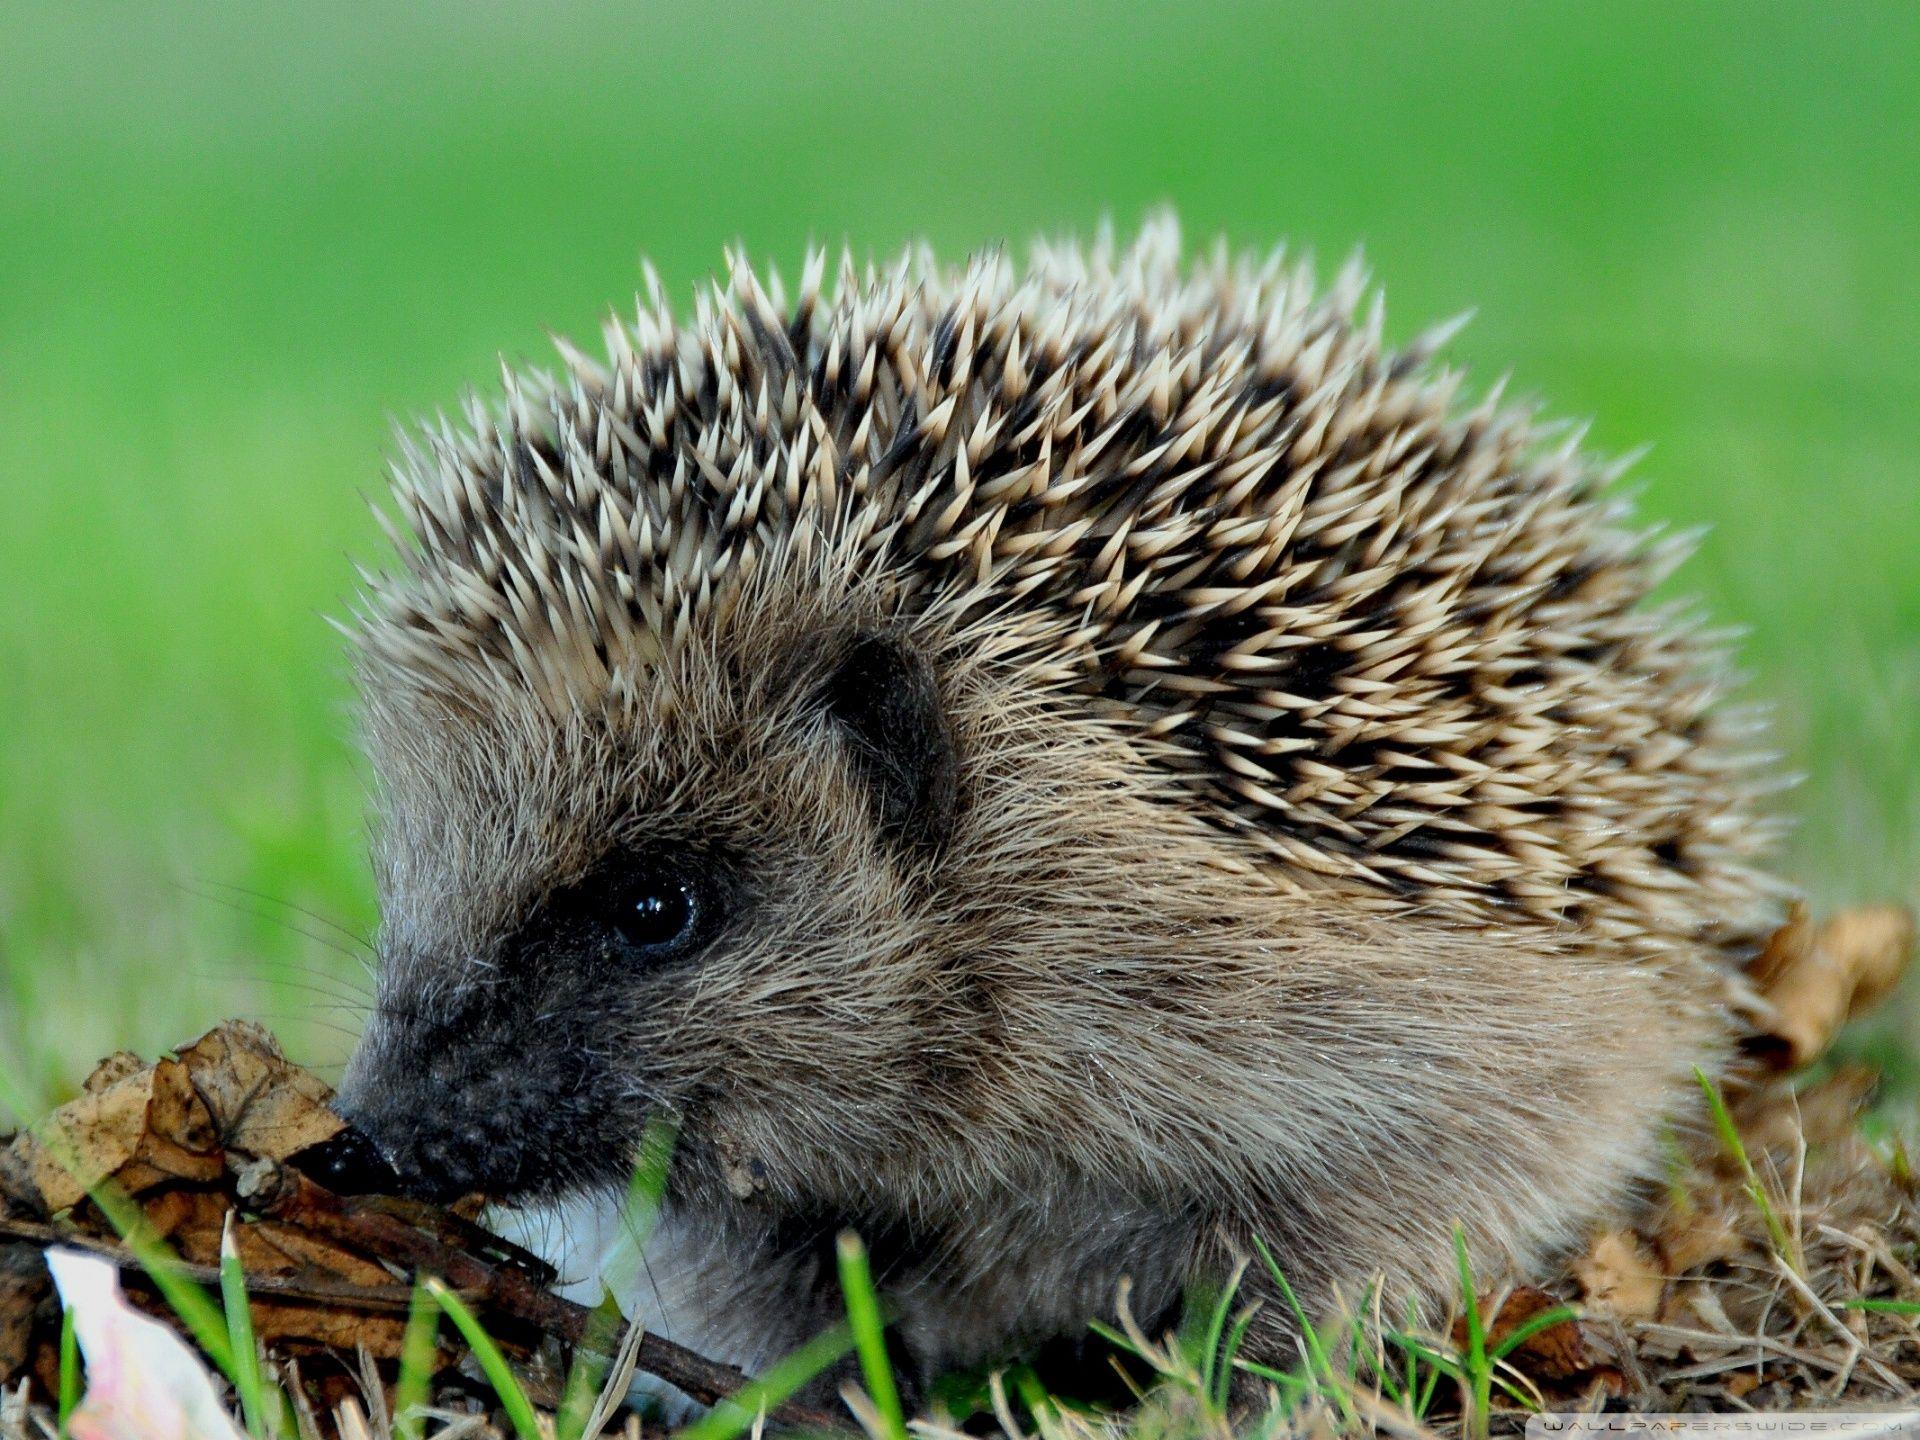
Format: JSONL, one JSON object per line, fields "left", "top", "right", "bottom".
{"left": 335, "top": 216, "right": 1787, "bottom": 1402}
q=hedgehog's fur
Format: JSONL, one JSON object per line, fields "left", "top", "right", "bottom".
{"left": 340, "top": 216, "right": 1789, "bottom": 1401}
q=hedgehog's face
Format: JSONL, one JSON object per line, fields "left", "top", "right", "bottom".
{"left": 336, "top": 618, "right": 980, "bottom": 1204}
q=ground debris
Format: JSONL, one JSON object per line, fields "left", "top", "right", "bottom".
{"left": 0, "top": 1020, "right": 841, "bottom": 1437}
{"left": 1557, "top": 1064, "right": 1920, "bottom": 1413}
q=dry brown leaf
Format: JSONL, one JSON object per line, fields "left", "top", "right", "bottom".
{"left": 6, "top": 1064, "right": 155, "bottom": 1211}
{"left": 1453, "top": 1285, "right": 1597, "bottom": 1381}
{"left": 175, "top": 1021, "right": 343, "bottom": 1161}
{"left": 1749, "top": 904, "right": 1914, "bottom": 1069}
{"left": 137, "top": 1188, "right": 232, "bottom": 1265}
{"left": 7, "top": 1056, "right": 223, "bottom": 1212}
{"left": 233, "top": 1219, "right": 395, "bottom": 1288}
{"left": 146, "top": 1058, "right": 221, "bottom": 1153}
{"left": 231, "top": 1219, "right": 458, "bottom": 1360}
{"left": 112, "top": 1059, "right": 226, "bottom": 1197}
{"left": 3, "top": 1023, "right": 344, "bottom": 1216}
{"left": 1574, "top": 1229, "right": 1664, "bottom": 1322}
{"left": 240, "top": 1227, "right": 424, "bottom": 1358}
{"left": 251, "top": 1297, "right": 415, "bottom": 1360}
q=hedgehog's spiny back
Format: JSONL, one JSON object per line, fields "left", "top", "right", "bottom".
{"left": 361, "top": 218, "right": 1784, "bottom": 957}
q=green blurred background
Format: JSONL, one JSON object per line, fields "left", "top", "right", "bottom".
{"left": 3, "top": 1, "right": 1916, "bottom": 1106}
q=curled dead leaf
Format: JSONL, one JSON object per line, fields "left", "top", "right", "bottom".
{"left": 174, "top": 1021, "right": 343, "bottom": 1161}
{"left": 2, "top": 1022, "right": 344, "bottom": 1218}
{"left": 1748, "top": 904, "right": 1914, "bottom": 1069}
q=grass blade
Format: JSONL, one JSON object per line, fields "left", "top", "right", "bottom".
{"left": 1385, "top": 1331, "right": 1463, "bottom": 1383}
{"left": 1453, "top": 1227, "right": 1491, "bottom": 1440}
{"left": 1487, "top": 1303, "right": 1580, "bottom": 1363}
{"left": 1193, "top": 1262, "right": 1245, "bottom": 1411}
{"left": 555, "top": 1295, "right": 621, "bottom": 1440}
{"left": 1231, "top": 1356, "right": 1313, "bottom": 1407}
{"left": 392, "top": 1282, "right": 438, "bottom": 1440}
{"left": 1196, "top": 1290, "right": 1232, "bottom": 1400}
{"left": 678, "top": 1322, "right": 856, "bottom": 1440}
{"left": 837, "top": 1231, "right": 907, "bottom": 1440}
{"left": 1694, "top": 1066, "right": 1798, "bottom": 1267}
{"left": 1247, "top": 1235, "right": 1355, "bottom": 1425}
{"left": 56, "top": 1304, "right": 79, "bottom": 1440}
{"left": 219, "top": 1213, "right": 270, "bottom": 1436}
{"left": 426, "top": 1277, "right": 542, "bottom": 1440}
{"left": 621, "top": 1115, "right": 676, "bottom": 1248}
{"left": 1011, "top": 1367, "right": 1056, "bottom": 1427}
{"left": 1215, "top": 1304, "right": 1260, "bottom": 1413}
{"left": 1087, "top": 1318, "right": 1145, "bottom": 1361}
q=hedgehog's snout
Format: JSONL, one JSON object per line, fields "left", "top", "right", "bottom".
{"left": 342, "top": 1113, "right": 519, "bottom": 1204}
{"left": 335, "top": 986, "right": 584, "bottom": 1203}
{"left": 336, "top": 1046, "right": 563, "bottom": 1202}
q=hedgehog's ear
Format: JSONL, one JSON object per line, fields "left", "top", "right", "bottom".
{"left": 822, "top": 632, "right": 958, "bottom": 854}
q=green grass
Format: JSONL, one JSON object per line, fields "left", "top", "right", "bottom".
{"left": 2, "top": 0, "right": 1917, "bottom": 1101}
{"left": 1083, "top": 1236, "right": 1570, "bottom": 1437}
{"left": 218, "top": 1215, "right": 276, "bottom": 1437}
{"left": 1243, "top": 1238, "right": 1358, "bottom": 1429}
{"left": 1377, "top": 1232, "right": 1583, "bottom": 1440}
{"left": 838, "top": 1232, "right": 909, "bottom": 1440}
{"left": 676, "top": 1323, "right": 855, "bottom": 1440}
{"left": 1696, "top": 1065, "right": 1800, "bottom": 1268}
{"left": 425, "top": 1278, "right": 545, "bottom": 1440}
{"left": 56, "top": 1305, "right": 78, "bottom": 1439}
{"left": 392, "top": 1284, "right": 439, "bottom": 1440}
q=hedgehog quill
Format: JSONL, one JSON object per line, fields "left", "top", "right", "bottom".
{"left": 334, "top": 217, "right": 1789, "bottom": 1402}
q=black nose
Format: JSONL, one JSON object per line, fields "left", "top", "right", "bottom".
{"left": 290, "top": 1123, "right": 411, "bottom": 1196}
{"left": 314, "top": 1093, "right": 538, "bottom": 1204}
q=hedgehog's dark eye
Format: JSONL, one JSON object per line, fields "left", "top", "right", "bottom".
{"left": 547, "top": 859, "right": 706, "bottom": 959}
{"left": 613, "top": 875, "right": 695, "bottom": 950}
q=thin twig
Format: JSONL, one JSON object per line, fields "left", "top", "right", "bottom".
{"left": 0, "top": 1214, "right": 421, "bottom": 1313}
